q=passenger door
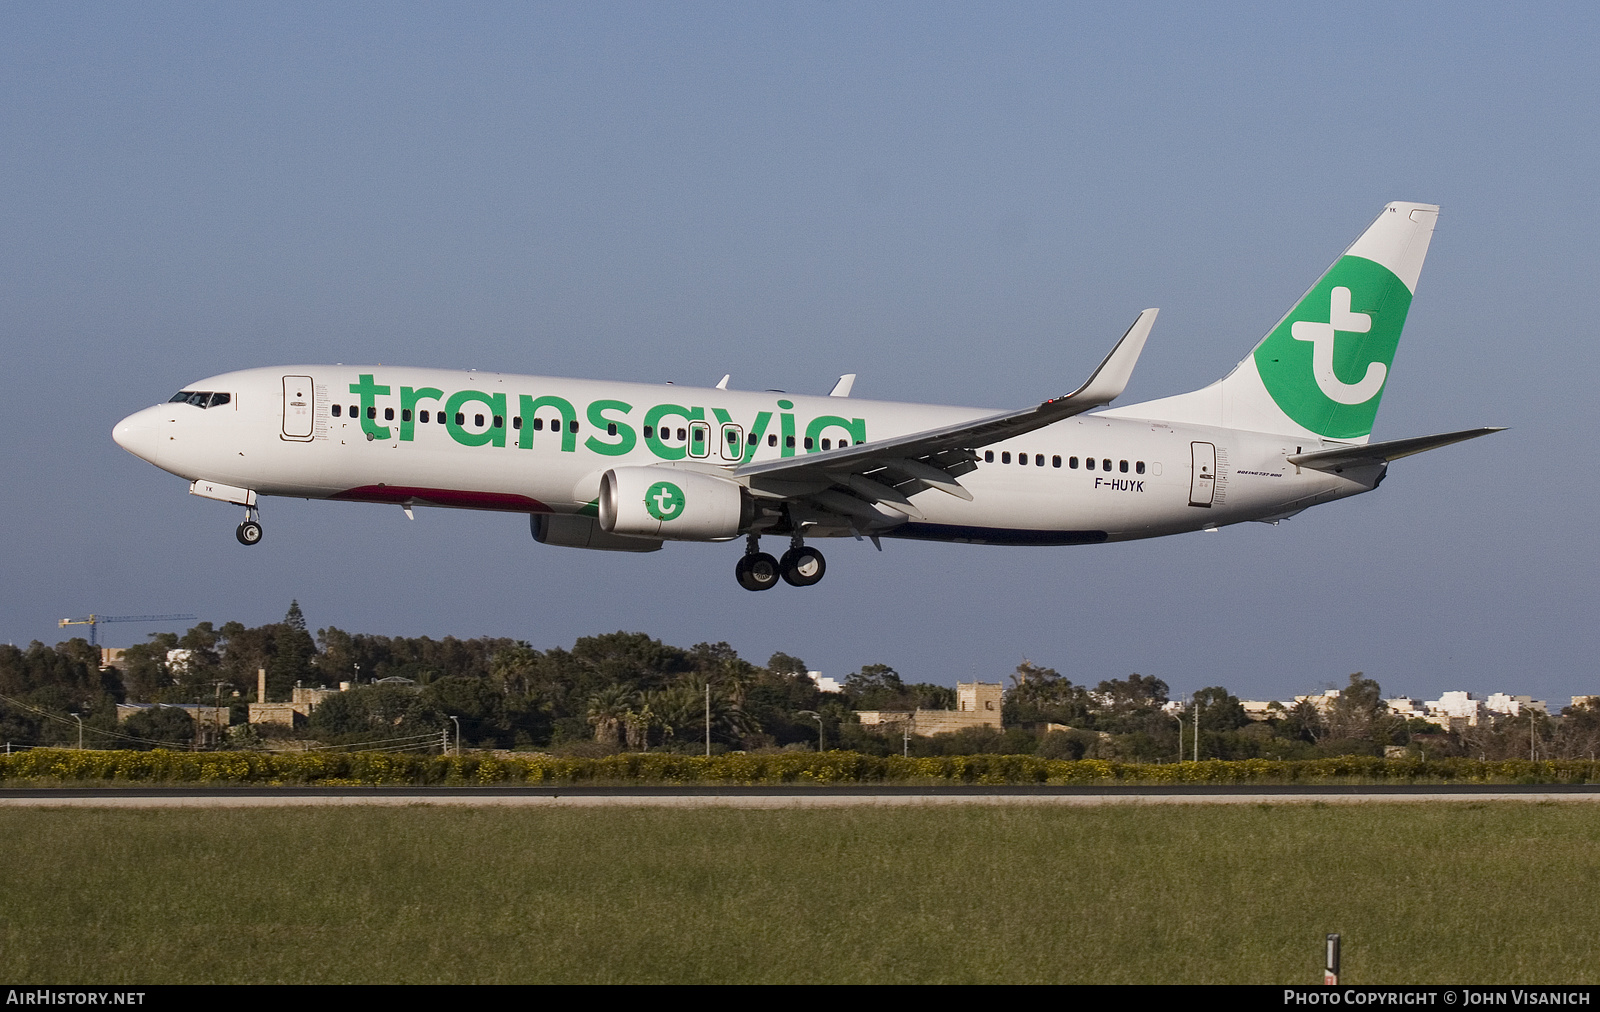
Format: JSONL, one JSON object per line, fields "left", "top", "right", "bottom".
{"left": 282, "top": 375, "right": 314, "bottom": 440}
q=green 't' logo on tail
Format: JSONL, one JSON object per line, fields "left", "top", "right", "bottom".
{"left": 1254, "top": 255, "right": 1414, "bottom": 440}
{"left": 645, "top": 481, "right": 686, "bottom": 521}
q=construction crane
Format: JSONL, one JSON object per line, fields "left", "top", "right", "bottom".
{"left": 58, "top": 614, "right": 198, "bottom": 647}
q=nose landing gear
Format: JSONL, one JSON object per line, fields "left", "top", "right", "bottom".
{"left": 235, "top": 506, "right": 263, "bottom": 546}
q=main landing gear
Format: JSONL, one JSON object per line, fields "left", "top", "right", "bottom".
{"left": 236, "top": 505, "right": 263, "bottom": 546}
{"left": 736, "top": 534, "right": 825, "bottom": 591}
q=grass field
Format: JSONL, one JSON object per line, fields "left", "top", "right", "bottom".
{"left": 1, "top": 802, "right": 1596, "bottom": 984}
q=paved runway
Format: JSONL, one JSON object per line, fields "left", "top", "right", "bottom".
{"left": 2, "top": 784, "right": 1598, "bottom": 807}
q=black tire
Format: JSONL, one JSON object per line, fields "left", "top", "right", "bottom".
{"left": 779, "top": 546, "right": 826, "bottom": 587}
{"left": 735, "top": 552, "right": 781, "bottom": 591}
{"left": 236, "top": 521, "right": 263, "bottom": 546}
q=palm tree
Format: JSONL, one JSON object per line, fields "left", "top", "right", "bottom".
{"left": 586, "top": 685, "right": 637, "bottom": 748}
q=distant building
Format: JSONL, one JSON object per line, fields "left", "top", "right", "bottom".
{"left": 1485, "top": 693, "right": 1547, "bottom": 717}
{"left": 1294, "top": 690, "right": 1342, "bottom": 715}
{"left": 247, "top": 666, "right": 353, "bottom": 727}
{"left": 1572, "top": 696, "right": 1600, "bottom": 711}
{"left": 116, "top": 702, "right": 228, "bottom": 731}
{"left": 808, "top": 671, "right": 844, "bottom": 694}
{"left": 1239, "top": 700, "right": 1284, "bottom": 721}
{"left": 857, "top": 681, "right": 1004, "bottom": 736}
{"left": 1426, "top": 691, "right": 1484, "bottom": 729}
{"left": 1385, "top": 698, "right": 1426, "bottom": 720}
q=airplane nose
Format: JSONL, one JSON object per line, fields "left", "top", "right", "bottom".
{"left": 113, "top": 406, "right": 167, "bottom": 463}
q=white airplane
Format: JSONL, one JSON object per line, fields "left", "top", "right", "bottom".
{"left": 114, "top": 201, "right": 1500, "bottom": 591}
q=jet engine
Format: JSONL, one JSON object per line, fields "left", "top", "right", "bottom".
{"left": 599, "top": 467, "right": 753, "bottom": 541}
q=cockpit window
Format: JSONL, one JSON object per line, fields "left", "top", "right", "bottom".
{"left": 169, "top": 391, "right": 230, "bottom": 409}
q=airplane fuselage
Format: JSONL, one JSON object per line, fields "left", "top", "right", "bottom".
{"left": 114, "top": 365, "right": 1376, "bottom": 546}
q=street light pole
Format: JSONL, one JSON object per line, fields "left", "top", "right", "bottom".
{"left": 798, "top": 710, "right": 824, "bottom": 752}
{"left": 448, "top": 715, "right": 460, "bottom": 757}
{"left": 71, "top": 713, "right": 83, "bottom": 750}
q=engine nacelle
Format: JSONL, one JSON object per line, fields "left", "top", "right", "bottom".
{"left": 532, "top": 513, "right": 663, "bottom": 553}
{"left": 599, "top": 467, "right": 753, "bottom": 541}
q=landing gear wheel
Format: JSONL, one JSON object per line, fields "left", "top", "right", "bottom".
{"left": 236, "top": 520, "right": 263, "bottom": 546}
{"left": 736, "top": 552, "right": 781, "bottom": 592}
{"left": 780, "top": 546, "right": 826, "bottom": 587}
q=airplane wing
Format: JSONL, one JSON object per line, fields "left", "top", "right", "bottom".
{"left": 1287, "top": 426, "right": 1506, "bottom": 473}
{"left": 733, "top": 309, "right": 1158, "bottom": 521}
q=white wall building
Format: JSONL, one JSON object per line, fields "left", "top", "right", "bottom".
{"left": 1485, "top": 693, "right": 1547, "bottom": 717}
{"left": 1426, "top": 691, "right": 1484, "bottom": 728}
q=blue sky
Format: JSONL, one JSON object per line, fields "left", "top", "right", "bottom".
{"left": 2, "top": 3, "right": 1596, "bottom": 703}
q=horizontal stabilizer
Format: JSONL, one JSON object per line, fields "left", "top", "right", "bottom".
{"left": 1287, "top": 427, "right": 1505, "bottom": 472}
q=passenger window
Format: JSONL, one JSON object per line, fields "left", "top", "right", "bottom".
{"left": 695, "top": 430, "right": 705, "bottom": 443}
{"left": 1052, "top": 455, "right": 1061, "bottom": 468}
{"left": 384, "top": 408, "right": 394, "bottom": 421}
{"left": 730, "top": 431, "right": 741, "bottom": 445}
{"left": 349, "top": 405, "right": 357, "bottom": 417}
{"left": 512, "top": 417, "right": 521, "bottom": 429}
{"left": 455, "top": 413, "right": 465, "bottom": 425}
{"left": 984, "top": 450, "right": 994, "bottom": 463}
{"left": 570, "top": 420, "right": 579, "bottom": 433}
{"left": 608, "top": 422, "right": 617, "bottom": 436}
{"left": 1103, "top": 458, "right": 1112, "bottom": 471}
{"left": 1001, "top": 452, "right": 1011, "bottom": 464}
{"left": 769, "top": 434, "right": 778, "bottom": 447}
{"left": 1120, "top": 460, "right": 1128, "bottom": 472}
{"left": 821, "top": 439, "right": 831, "bottom": 450}
{"left": 367, "top": 407, "right": 377, "bottom": 420}
{"left": 785, "top": 436, "right": 795, "bottom": 448}
{"left": 1086, "top": 458, "right": 1095, "bottom": 470}
{"left": 494, "top": 416, "right": 504, "bottom": 429}
{"left": 748, "top": 433, "right": 758, "bottom": 445}
{"left": 644, "top": 426, "right": 653, "bottom": 438}
{"left": 839, "top": 440, "right": 849, "bottom": 448}
{"left": 676, "top": 428, "right": 686, "bottom": 441}
{"left": 803, "top": 437, "right": 814, "bottom": 450}
{"left": 420, "top": 410, "right": 428, "bottom": 423}
{"left": 332, "top": 404, "right": 341, "bottom": 417}
{"left": 1019, "top": 453, "right": 1027, "bottom": 465}
{"left": 401, "top": 409, "right": 411, "bottom": 422}
{"left": 1070, "top": 456, "right": 1079, "bottom": 468}
{"left": 474, "top": 414, "right": 484, "bottom": 427}
{"left": 1036, "top": 454, "right": 1045, "bottom": 466}
{"left": 1136, "top": 461, "right": 1145, "bottom": 474}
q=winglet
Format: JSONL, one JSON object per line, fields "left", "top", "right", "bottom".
{"left": 715, "top": 374, "right": 730, "bottom": 390}
{"left": 829, "top": 374, "right": 856, "bottom": 397}
{"left": 1051, "top": 309, "right": 1157, "bottom": 410}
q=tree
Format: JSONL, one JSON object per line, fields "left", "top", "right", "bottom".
{"left": 1326, "top": 672, "right": 1384, "bottom": 741}
{"left": 267, "top": 601, "right": 317, "bottom": 700}
{"left": 586, "top": 685, "right": 637, "bottom": 748}
{"left": 1005, "top": 660, "right": 1092, "bottom": 726}
{"left": 121, "top": 706, "right": 196, "bottom": 750}
{"left": 844, "top": 664, "right": 906, "bottom": 709}
{"left": 1095, "top": 673, "right": 1169, "bottom": 712}
{"left": 1194, "top": 686, "right": 1248, "bottom": 731}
